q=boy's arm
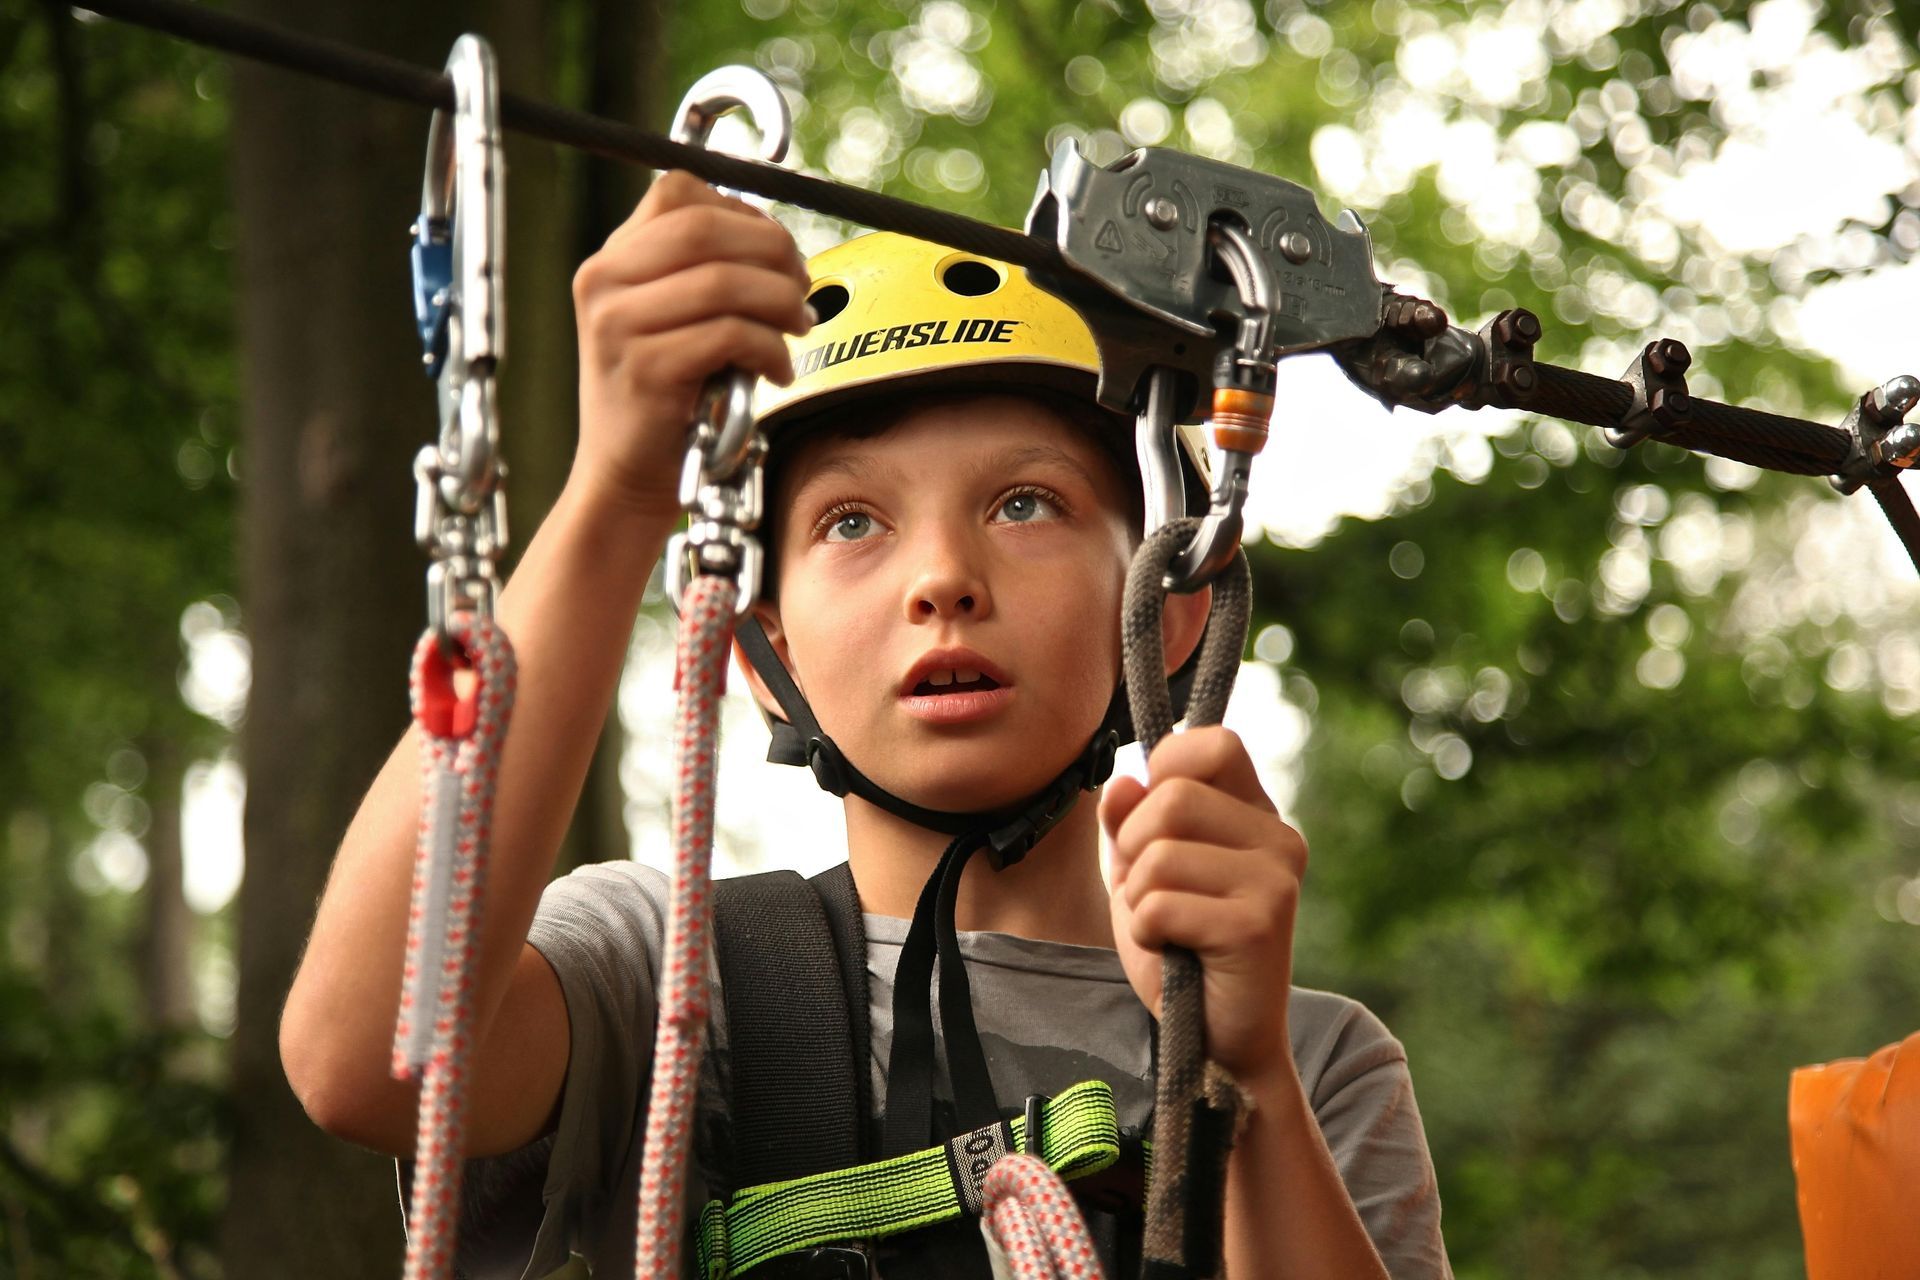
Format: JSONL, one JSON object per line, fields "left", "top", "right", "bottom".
{"left": 279, "top": 171, "right": 813, "bottom": 1161}
{"left": 1225, "top": 1064, "right": 1393, "bottom": 1279}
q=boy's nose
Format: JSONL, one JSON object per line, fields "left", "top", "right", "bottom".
{"left": 905, "top": 547, "right": 991, "bottom": 621}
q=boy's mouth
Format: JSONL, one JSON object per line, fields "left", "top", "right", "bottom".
{"left": 898, "top": 649, "right": 1014, "bottom": 710}
{"left": 909, "top": 669, "right": 1003, "bottom": 696}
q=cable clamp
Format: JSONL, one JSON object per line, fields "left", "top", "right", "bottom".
{"left": 1830, "top": 375, "right": 1920, "bottom": 495}
{"left": 1607, "top": 339, "right": 1693, "bottom": 449}
{"left": 1478, "top": 307, "right": 1541, "bottom": 409}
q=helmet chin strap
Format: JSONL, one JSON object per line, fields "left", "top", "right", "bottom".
{"left": 735, "top": 618, "right": 1197, "bottom": 867}
{"left": 734, "top": 616, "right": 1198, "bottom": 1156}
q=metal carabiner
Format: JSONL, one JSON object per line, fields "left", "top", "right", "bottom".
{"left": 412, "top": 33, "right": 505, "bottom": 519}
{"left": 670, "top": 67, "right": 792, "bottom": 484}
{"left": 1136, "top": 366, "right": 1189, "bottom": 539}
{"left": 664, "top": 66, "right": 793, "bottom": 616}
{"left": 1164, "top": 221, "right": 1278, "bottom": 592}
{"left": 411, "top": 35, "right": 508, "bottom": 635}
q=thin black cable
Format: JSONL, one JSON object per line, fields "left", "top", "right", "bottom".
{"left": 76, "top": 0, "right": 1064, "bottom": 272}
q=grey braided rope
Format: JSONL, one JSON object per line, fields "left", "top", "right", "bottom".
{"left": 1122, "top": 518, "right": 1252, "bottom": 1279}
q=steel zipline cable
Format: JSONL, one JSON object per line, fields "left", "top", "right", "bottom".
{"left": 74, "top": 0, "right": 1920, "bottom": 578}
{"left": 79, "top": 0, "right": 1062, "bottom": 274}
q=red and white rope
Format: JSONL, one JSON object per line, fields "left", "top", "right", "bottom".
{"left": 392, "top": 612, "right": 517, "bottom": 1280}
{"left": 635, "top": 573, "right": 737, "bottom": 1277}
{"left": 981, "top": 1153, "right": 1106, "bottom": 1280}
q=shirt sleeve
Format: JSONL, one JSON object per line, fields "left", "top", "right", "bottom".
{"left": 418, "top": 860, "right": 673, "bottom": 1280}
{"left": 1294, "top": 993, "right": 1454, "bottom": 1280}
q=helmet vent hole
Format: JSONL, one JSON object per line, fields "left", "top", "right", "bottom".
{"left": 808, "top": 284, "right": 851, "bottom": 324}
{"left": 941, "top": 260, "right": 1002, "bottom": 297}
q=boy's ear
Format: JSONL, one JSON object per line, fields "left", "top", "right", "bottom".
{"left": 732, "top": 602, "right": 796, "bottom": 723}
{"left": 1161, "top": 583, "right": 1213, "bottom": 676}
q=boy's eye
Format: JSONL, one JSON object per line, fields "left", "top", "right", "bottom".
{"left": 993, "top": 491, "right": 1059, "bottom": 524}
{"left": 823, "top": 510, "right": 877, "bottom": 543}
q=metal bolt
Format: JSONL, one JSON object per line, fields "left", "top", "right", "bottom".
{"left": 1279, "top": 230, "right": 1312, "bottom": 263}
{"left": 1868, "top": 374, "right": 1920, "bottom": 422}
{"left": 1646, "top": 338, "right": 1691, "bottom": 375}
{"left": 1491, "top": 310, "right": 1534, "bottom": 348}
{"left": 1650, "top": 387, "right": 1691, "bottom": 420}
{"left": 1507, "top": 363, "right": 1536, "bottom": 393}
{"left": 1144, "top": 197, "right": 1179, "bottom": 231}
{"left": 1878, "top": 421, "right": 1920, "bottom": 467}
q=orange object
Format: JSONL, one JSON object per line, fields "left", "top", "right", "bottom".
{"left": 1790, "top": 1030, "right": 1920, "bottom": 1280}
{"left": 1209, "top": 387, "right": 1272, "bottom": 456}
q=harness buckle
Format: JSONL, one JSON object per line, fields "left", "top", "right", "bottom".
{"left": 764, "top": 1244, "right": 874, "bottom": 1279}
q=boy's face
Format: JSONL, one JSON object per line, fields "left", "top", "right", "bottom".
{"left": 756, "top": 393, "right": 1137, "bottom": 813}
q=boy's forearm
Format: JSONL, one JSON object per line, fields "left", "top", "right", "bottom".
{"left": 281, "top": 479, "right": 676, "bottom": 1122}
{"left": 1223, "top": 1062, "right": 1391, "bottom": 1280}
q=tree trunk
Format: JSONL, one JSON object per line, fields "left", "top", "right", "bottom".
{"left": 138, "top": 737, "right": 195, "bottom": 1032}
{"left": 555, "top": 0, "right": 670, "bottom": 875}
{"left": 224, "top": 3, "right": 469, "bottom": 1275}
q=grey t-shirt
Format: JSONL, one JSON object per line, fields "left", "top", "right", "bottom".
{"left": 437, "top": 861, "right": 1451, "bottom": 1279}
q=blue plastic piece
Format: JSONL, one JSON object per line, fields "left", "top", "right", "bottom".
{"left": 411, "top": 216, "right": 453, "bottom": 378}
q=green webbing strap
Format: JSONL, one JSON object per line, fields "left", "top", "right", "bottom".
{"left": 696, "top": 1079, "right": 1134, "bottom": 1278}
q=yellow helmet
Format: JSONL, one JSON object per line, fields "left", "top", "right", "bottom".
{"left": 756, "top": 230, "right": 1104, "bottom": 429}
{"left": 754, "top": 231, "right": 1210, "bottom": 501}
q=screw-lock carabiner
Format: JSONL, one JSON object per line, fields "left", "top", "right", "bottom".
{"left": 1163, "top": 220, "right": 1278, "bottom": 593}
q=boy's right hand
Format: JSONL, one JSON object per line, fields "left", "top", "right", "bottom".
{"left": 570, "top": 170, "right": 815, "bottom": 524}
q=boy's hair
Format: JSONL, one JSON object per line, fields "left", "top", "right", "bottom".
{"left": 761, "top": 386, "right": 1147, "bottom": 597}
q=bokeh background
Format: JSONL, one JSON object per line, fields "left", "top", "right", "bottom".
{"left": 5, "top": 0, "right": 1919, "bottom": 1275}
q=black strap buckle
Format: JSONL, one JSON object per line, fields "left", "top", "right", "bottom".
{"left": 764, "top": 1243, "right": 874, "bottom": 1279}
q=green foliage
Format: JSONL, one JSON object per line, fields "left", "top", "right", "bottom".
{"left": 1, "top": 6, "right": 234, "bottom": 1275}
{"left": 1272, "top": 443, "right": 1920, "bottom": 1275}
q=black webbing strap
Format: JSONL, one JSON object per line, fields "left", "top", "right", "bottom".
{"left": 881, "top": 830, "right": 1002, "bottom": 1158}
{"left": 808, "top": 860, "right": 874, "bottom": 1159}
{"left": 711, "top": 871, "right": 864, "bottom": 1192}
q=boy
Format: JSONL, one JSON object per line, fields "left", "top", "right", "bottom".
{"left": 280, "top": 171, "right": 1451, "bottom": 1278}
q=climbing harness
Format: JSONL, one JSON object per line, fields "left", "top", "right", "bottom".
{"left": 390, "top": 34, "right": 518, "bottom": 1280}
{"left": 60, "top": 3, "right": 1920, "bottom": 1275}
{"left": 638, "top": 66, "right": 793, "bottom": 1280}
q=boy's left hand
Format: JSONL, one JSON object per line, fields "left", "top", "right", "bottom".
{"left": 1099, "top": 726, "right": 1307, "bottom": 1088}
